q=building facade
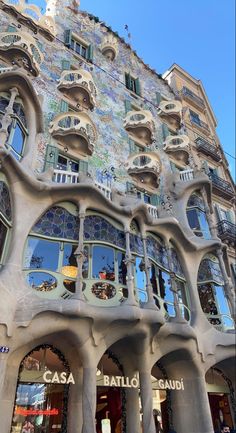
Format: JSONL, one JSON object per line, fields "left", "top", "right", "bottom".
{"left": 0, "top": 1, "right": 235, "bottom": 433}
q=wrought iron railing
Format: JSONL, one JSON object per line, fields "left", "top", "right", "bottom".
{"left": 208, "top": 173, "right": 234, "bottom": 196}
{"left": 217, "top": 220, "right": 236, "bottom": 239}
{"left": 182, "top": 86, "right": 205, "bottom": 108}
{"left": 195, "top": 137, "right": 221, "bottom": 161}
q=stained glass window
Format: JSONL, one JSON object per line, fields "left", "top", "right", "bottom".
{"left": 198, "top": 256, "right": 224, "bottom": 285}
{"left": 0, "top": 181, "right": 12, "bottom": 222}
{"left": 84, "top": 215, "right": 125, "bottom": 249}
{"left": 130, "top": 233, "right": 144, "bottom": 256}
{"left": 31, "top": 206, "right": 79, "bottom": 240}
{"left": 146, "top": 235, "right": 168, "bottom": 268}
{"left": 170, "top": 249, "right": 184, "bottom": 278}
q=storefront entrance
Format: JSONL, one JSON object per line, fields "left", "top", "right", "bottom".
{"left": 11, "top": 346, "right": 70, "bottom": 433}
{"left": 206, "top": 368, "right": 234, "bottom": 431}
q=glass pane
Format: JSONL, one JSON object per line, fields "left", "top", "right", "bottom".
{"left": 187, "top": 209, "right": 201, "bottom": 232}
{"left": 0, "top": 181, "right": 12, "bottom": 221}
{"left": 92, "top": 245, "right": 115, "bottom": 281}
{"left": 27, "top": 272, "right": 57, "bottom": 292}
{"left": 0, "top": 220, "right": 7, "bottom": 260}
{"left": 70, "top": 161, "right": 79, "bottom": 172}
{"left": 61, "top": 244, "right": 78, "bottom": 279}
{"left": 150, "top": 262, "right": 158, "bottom": 296}
{"left": 135, "top": 257, "right": 146, "bottom": 290}
{"left": 75, "top": 42, "right": 81, "bottom": 54}
{"left": 32, "top": 206, "right": 79, "bottom": 241}
{"left": 118, "top": 252, "right": 127, "bottom": 285}
{"left": 144, "top": 194, "right": 151, "bottom": 204}
{"left": 24, "top": 238, "right": 60, "bottom": 271}
{"left": 10, "top": 122, "right": 25, "bottom": 156}
{"left": 198, "top": 210, "right": 211, "bottom": 239}
{"left": 81, "top": 46, "right": 87, "bottom": 58}
{"left": 158, "top": 270, "right": 175, "bottom": 316}
{"left": 215, "top": 285, "right": 230, "bottom": 316}
{"left": 57, "top": 155, "right": 68, "bottom": 170}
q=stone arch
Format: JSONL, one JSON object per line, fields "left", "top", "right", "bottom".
{"left": 0, "top": 71, "right": 43, "bottom": 165}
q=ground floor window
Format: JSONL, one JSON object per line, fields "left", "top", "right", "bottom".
{"left": 11, "top": 346, "right": 70, "bottom": 433}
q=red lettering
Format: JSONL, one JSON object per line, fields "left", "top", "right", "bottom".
{"left": 15, "top": 408, "right": 59, "bottom": 416}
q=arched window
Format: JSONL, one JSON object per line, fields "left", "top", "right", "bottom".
{"left": 11, "top": 345, "right": 70, "bottom": 433}
{"left": 0, "top": 180, "right": 12, "bottom": 266}
{"left": 0, "top": 91, "right": 28, "bottom": 160}
{"left": 147, "top": 234, "right": 189, "bottom": 319}
{"left": 186, "top": 192, "right": 211, "bottom": 239}
{"left": 23, "top": 204, "right": 79, "bottom": 299}
{"left": 198, "top": 254, "right": 233, "bottom": 331}
{"left": 83, "top": 213, "right": 127, "bottom": 304}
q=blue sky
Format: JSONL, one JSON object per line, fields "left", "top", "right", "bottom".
{"left": 38, "top": 0, "right": 235, "bottom": 178}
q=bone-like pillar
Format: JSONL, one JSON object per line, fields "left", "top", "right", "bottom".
{"left": 124, "top": 229, "right": 138, "bottom": 306}
{"left": 216, "top": 248, "right": 235, "bottom": 319}
{"left": 0, "top": 355, "right": 19, "bottom": 433}
{"left": 74, "top": 211, "right": 86, "bottom": 300}
{"left": 139, "top": 367, "right": 155, "bottom": 433}
{"left": 82, "top": 366, "right": 97, "bottom": 433}
{"left": 201, "top": 187, "right": 218, "bottom": 239}
{"left": 171, "top": 372, "right": 214, "bottom": 433}
{"left": 0, "top": 87, "right": 19, "bottom": 146}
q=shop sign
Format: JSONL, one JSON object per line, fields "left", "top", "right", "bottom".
{"left": 43, "top": 370, "right": 75, "bottom": 384}
{"left": 15, "top": 408, "right": 59, "bottom": 416}
{"left": 102, "top": 375, "right": 185, "bottom": 390}
{"left": 0, "top": 346, "right": 9, "bottom": 353}
{"left": 103, "top": 375, "right": 139, "bottom": 388}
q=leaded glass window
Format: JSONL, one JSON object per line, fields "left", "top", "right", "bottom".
{"left": 146, "top": 235, "right": 168, "bottom": 268}
{"left": 32, "top": 206, "right": 79, "bottom": 241}
{"left": 84, "top": 215, "right": 125, "bottom": 248}
{"left": 0, "top": 181, "right": 12, "bottom": 222}
{"left": 198, "top": 255, "right": 224, "bottom": 285}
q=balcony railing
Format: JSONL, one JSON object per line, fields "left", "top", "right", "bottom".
{"left": 217, "top": 220, "right": 236, "bottom": 245}
{"left": 206, "top": 313, "right": 235, "bottom": 333}
{"left": 182, "top": 86, "right": 205, "bottom": 110}
{"left": 195, "top": 137, "right": 221, "bottom": 161}
{"left": 53, "top": 169, "right": 112, "bottom": 200}
{"left": 53, "top": 169, "right": 79, "bottom": 184}
{"left": 147, "top": 204, "right": 158, "bottom": 219}
{"left": 208, "top": 173, "right": 235, "bottom": 199}
{"left": 179, "top": 169, "right": 194, "bottom": 182}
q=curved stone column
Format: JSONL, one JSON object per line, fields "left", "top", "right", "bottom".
{"left": 171, "top": 372, "right": 214, "bottom": 433}
{"left": 67, "top": 367, "right": 83, "bottom": 433}
{"left": 82, "top": 366, "right": 97, "bottom": 433}
{"left": 139, "top": 369, "right": 156, "bottom": 433}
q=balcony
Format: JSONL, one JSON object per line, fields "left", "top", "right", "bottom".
{"left": 208, "top": 173, "right": 235, "bottom": 200}
{"left": 206, "top": 313, "right": 235, "bottom": 333}
{"left": 124, "top": 110, "right": 155, "bottom": 146}
{"left": 163, "top": 134, "right": 190, "bottom": 164}
{"left": 182, "top": 86, "right": 205, "bottom": 111}
{"left": 179, "top": 169, "right": 194, "bottom": 182}
{"left": 190, "top": 115, "right": 210, "bottom": 135}
{"left": 101, "top": 34, "right": 119, "bottom": 61}
{"left": 52, "top": 169, "right": 112, "bottom": 200}
{"left": 58, "top": 69, "right": 97, "bottom": 110}
{"left": 125, "top": 152, "right": 161, "bottom": 188}
{"left": 195, "top": 137, "right": 221, "bottom": 162}
{"left": 217, "top": 220, "right": 236, "bottom": 246}
{"left": 50, "top": 112, "right": 97, "bottom": 156}
{"left": 157, "top": 100, "right": 182, "bottom": 127}
{"left": 0, "top": 31, "right": 43, "bottom": 76}
{"left": 2, "top": 0, "right": 56, "bottom": 39}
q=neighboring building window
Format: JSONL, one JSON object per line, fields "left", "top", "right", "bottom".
{"left": 189, "top": 110, "right": 201, "bottom": 125}
{"left": 125, "top": 73, "right": 141, "bottom": 96}
{"left": 186, "top": 192, "right": 211, "bottom": 239}
{"left": 0, "top": 181, "right": 12, "bottom": 265}
{"left": 0, "top": 92, "right": 27, "bottom": 161}
{"left": 198, "top": 254, "right": 233, "bottom": 330}
{"left": 23, "top": 204, "right": 80, "bottom": 297}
